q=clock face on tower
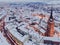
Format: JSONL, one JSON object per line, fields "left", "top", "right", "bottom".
{"left": 50, "top": 18, "right": 53, "bottom": 22}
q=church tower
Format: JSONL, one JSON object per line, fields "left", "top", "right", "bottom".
{"left": 45, "top": 8, "right": 55, "bottom": 37}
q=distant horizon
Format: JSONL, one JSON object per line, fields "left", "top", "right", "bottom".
{"left": 0, "top": 0, "right": 59, "bottom": 3}
{"left": 0, "top": 0, "right": 60, "bottom": 4}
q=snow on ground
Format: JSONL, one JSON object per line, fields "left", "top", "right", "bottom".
{"left": 0, "top": 2, "right": 60, "bottom": 45}
{"left": 0, "top": 31, "right": 10, "bottom": 45}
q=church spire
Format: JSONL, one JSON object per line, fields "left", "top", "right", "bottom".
{"left": 49, "top": 7, "right": 54, "bottom": 22}
{"left": 45, "top": 7, "right": 55, "bottom": 37}
{"left": 50, "top": 7, "right": 53, "bottom": 19}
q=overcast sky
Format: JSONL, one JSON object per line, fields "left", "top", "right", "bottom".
{"left": 0, "top": 0, "right": 60, "bottom": 4}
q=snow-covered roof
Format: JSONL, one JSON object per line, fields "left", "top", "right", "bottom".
{"left": 43, "top": 36, "right": 60, "bottom": 42}
{"left": 0, "top": 3, "right": 60, "bottom": 45}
